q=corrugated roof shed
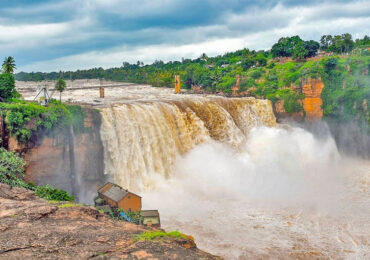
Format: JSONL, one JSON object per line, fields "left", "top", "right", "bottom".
{"left": 101, "top": 185, "right": 128, "bottom": 202}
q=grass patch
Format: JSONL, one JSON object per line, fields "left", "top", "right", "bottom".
{"left": 134, "top": 231, "right": 187, "bottom": 242}
{"left": 57, "top": 203, "right": 82, "bottom": 208}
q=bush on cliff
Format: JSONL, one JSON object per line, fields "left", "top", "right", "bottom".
{"left": 0, "top": 99, "right": 86, "bottom": 143}
{"left": 0, "top": 73, "right": 19, "bottom": 100}
{"left": 34, "top": 185, "right": 74, "bottom": 202}
{"left": 0, "top": 147, "right": 27, "bottom": 187}
{"left": 0, "top": 148, "right": 74, "bottom": 201}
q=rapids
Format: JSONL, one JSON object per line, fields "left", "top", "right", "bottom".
{"left": 98, "top": 95, "right": 369, "bottom": 259}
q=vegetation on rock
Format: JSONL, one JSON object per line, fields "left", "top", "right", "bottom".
{"left": 0, "top": 99, "right": 86, "bottom": 143}
{"left": 35, "top": 184, "right": 75, "bottom": 202}
{"left": 135, "top": 231, "right": 187, "bottom": 241}
{"left": 0, "top": 147, "right": 26, "bottom": 187}
{"left": 0, "top": 148, "right": 74, "bottom": 201}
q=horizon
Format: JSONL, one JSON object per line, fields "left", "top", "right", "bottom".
{"left": 1, "top": 0, "right": 369, "bottom": 73}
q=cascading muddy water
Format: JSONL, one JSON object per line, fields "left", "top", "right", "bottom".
{"left": 99, "top": 96, "right": 369, "bottom": 259}
{"left": 100, "top": 97, "right": 275, "bottom": 190}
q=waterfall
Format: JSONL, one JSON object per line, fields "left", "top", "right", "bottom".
{"left": 99, "top": 97, "right": 276, "bottom": 191}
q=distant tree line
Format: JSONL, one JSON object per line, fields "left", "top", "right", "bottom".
{"left": 15, "top": 33, "right": 369, "bottom": 87}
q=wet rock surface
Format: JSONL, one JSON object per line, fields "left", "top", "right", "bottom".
{"left": 0, "top": 184, "right": 221, "bottom": 260}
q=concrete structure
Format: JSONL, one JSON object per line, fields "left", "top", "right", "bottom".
{"left": 98, "top": 182, "right": 141, "bottom": 212}
{"left": 141, "top": 210, "right": 161, "bottom": 227}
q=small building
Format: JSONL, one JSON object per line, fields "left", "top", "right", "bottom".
{"left": 98, "top": 182, "right": 142, "bottom": 212}
{"left": 141, "top": 210, "right": 161, "bottom": 227}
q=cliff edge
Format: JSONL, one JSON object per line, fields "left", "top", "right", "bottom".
{"left": 0, "top": 183, "right": 221, "bottom": 260}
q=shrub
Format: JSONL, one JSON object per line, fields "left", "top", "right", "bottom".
{"left": 124, "top": 210, "right": 142, "bottom": 223}
{"left": 0, "top": 148, "right": 27, "bottom": 187}
{"left": 34, "top": 185, "right": 74, "bottom": 202}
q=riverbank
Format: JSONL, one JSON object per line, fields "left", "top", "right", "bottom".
{"left": 0, "top": 183, "right": 221, "bottom": 259}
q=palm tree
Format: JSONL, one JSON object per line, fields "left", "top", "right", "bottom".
{"left": 2, "top": 56, "right": 16, "bottom": 74}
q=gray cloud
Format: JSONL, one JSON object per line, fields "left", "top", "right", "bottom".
{"left": 0, "top": 0, "right": 368, "bottom": 72}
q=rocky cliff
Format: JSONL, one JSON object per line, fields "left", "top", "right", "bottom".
{"left": 302, "top": 78, "right": 324, "bottom": 121}
{"left": 9, "top": 108, "right": 106, "bottom": 204}
{"left": 0, "top": 183, "right": 221, "bottom": 260}
{"left": 274, "top": 78, "right": 324, "bottom": 121}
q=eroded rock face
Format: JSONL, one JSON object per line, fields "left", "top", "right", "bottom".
{"left": 23, "top": 108, "right": 106, "bottom": 204}
{"left": 273, "top": 78, "right": 325, "bottom": 122}
{"left": 0, "top": 183, "right": 221, "bottom": 260}
{"left": 302, "top": 78, "right": 324, "bottom": 121}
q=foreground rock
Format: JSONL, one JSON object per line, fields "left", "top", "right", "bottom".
{"left": 0, "top": 184, "right": 221, "bottom": 260}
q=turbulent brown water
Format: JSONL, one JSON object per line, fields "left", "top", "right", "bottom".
{"left": 98, "top": 96, "right": 369, "bottom": 259}
{"left": 99, "top": 97, "right": 275, "bottom": 191}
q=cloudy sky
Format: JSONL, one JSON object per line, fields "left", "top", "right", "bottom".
{"left": 0, "top": 0, "right": 369, "bottom": 72}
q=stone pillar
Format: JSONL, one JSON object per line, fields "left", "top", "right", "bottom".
{"left": 100, "top": 87, "right": 104, "bottom": 98}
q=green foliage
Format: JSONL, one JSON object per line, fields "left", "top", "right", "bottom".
{"left": 55, "top": 78, "right": 67, "bottom": 101}
{"left": 0, "top": 148, "right": 75, "bottom": 203}
{"left": 292, "top": 42, "right": 308, "bottom": 60}
{"left": 0, "top": 148, "right": 27, "bottom": 187}
{"left": 0, "top": 73, "right": 18, "bottom": 100}
{"left": 2, "top": 56, "right": 16, "bottom": 74}
{"left": 55, "top": 78, "right": 67, "bottom": 92}
{"left": 0, "top": 100, "right": 86, "bottom": 143}
{"left": 34, "top": 184, "right": 74, "bottom": 201}
{"left": 320, "top": 55, "right": 370, "bottom": 124}
{"left": 355, "top": 35, "right": 370, "bottom": 47}
{"left": 135, "top": 231, "right": 187, "bottom": 241}
{"left": 271, "top": 36, "right": 303, "bottom": 58}
{"left": 280, "top": 89, "right": 303, "bottom": 114}
{"left": 320, "top": 33, "right": 357, "bottom": 53}
{"left": 124, "top": 210, "right": 142, "bottom": 223}
{"left": 272, "top": 36, "right": 319, "bottom": 60}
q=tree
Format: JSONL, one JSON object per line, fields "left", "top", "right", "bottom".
{"left": 55, "top": 78, "right": 67, "bottom": 102}
{"left": 271, "top": 36, "right": 303, "bottom": 57}
{"left": 2, "top": 56, "right": 16, "bottom": 74}
{"left": 341, "top": 33, "right": 354, "bottom": 53}
{"left": 303, "top": 40, "right": 320, "bottom": 57}
{"left": 320, "top": 35, "right": 333, "bottom": 51}
{"left": 0, "top": 73, "right": 17, "bottom": 100}
{"left": 292, "top": 42, "right": 308, "bottom": 60}
{"left": 355, "top": 35, "right": 370, "bottom": 47}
